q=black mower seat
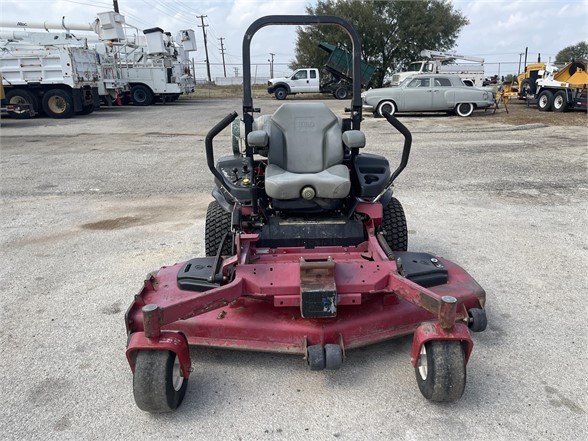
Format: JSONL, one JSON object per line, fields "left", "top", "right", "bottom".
{"left": 263, "top": 103, "right": 351, "bottom": 201}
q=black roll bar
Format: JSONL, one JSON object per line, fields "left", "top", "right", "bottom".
{"left": 241, "top": 15, "right": 364, "bottom": 142}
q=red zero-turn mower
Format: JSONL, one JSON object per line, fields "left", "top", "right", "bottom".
{"left": 125, "top": 16, "right": 487, "bottom": 412}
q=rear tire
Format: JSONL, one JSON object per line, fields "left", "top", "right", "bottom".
{"left": 77, "top": 103, "right": 95, "bottom": 115}
{"left": 537, "top": 90, "right": 554, "bottom": 111}
{"left": 205, "top": 201, "right": 233, "bottom": 256}
{"left": 42, "top": 89, "right": 74, "bottom": 118}
{"left": 334, "top": 87, "right": 348, "bottom": 100}
{"left": 552, "top": 91, "right": 566, "bottom": 112}
{"left": 5, "top": 89, "right": 37, "bottom": 118}
{"left": 415, "top": 340, "right": 466, "bottom": 402}
{"left": 133, "top": 350, "right": 188, "bottom": 413}
{"left": 380, "top": 197, "right": 408, "bottom": 251}
{"left": 455, "top": 102, "right": 474, "bottom": 117}
{"left": 131, "top": 84, "right": 154, "bottom": 106}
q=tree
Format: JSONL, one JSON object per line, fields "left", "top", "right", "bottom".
{"left": 555, "top": 41, "right": 588, "bottom": 63}
{"left": 291, "top": 0, "right": 468, "bottom": 87}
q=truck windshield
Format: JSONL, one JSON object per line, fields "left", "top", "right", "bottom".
{"left": 406, "top": 62, "right": 423, "bottom": 72}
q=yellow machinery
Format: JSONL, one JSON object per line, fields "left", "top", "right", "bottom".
{"left": 535, "top": 60, "right": 588, "bottom": 111}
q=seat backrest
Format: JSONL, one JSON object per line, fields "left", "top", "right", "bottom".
{"left": 268, "top": 103, "right": 342, "bottom": 173}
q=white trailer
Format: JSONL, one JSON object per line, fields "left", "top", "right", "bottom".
{"left": 0, "top": 42, "right": 100, "bottom": 118}
{"left": 390, "top": 50, "right": 485, "bottom": 87}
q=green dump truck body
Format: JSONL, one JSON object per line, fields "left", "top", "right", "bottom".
{"left": 318, "top": 42, "right": 375, "bottom": 86}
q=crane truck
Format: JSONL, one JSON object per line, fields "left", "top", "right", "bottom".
{"left": 0, "top": 11, "right": 197, "bottom": 108}
{"left": 390, "top": 50, "right": 485, "bottom": 87}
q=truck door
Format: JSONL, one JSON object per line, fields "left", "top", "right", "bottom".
{"left": 290, "top": 69, "right": 313, "bottom": 93}
{"left": 402, "top": 77, "right": 432, "bottom": 111}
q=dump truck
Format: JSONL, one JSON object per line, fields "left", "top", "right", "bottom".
{"left": 535, "top": 60, "right": 588, "bottom": 112}
{"left": 1, "top": 72, "right": 34, "bottom": 117}
{"left": 390, "top": 50, "right": 485, "bottom": 87}
{"left": 0, "top": 42, "right": 100, "bottom": 118}
{"left": 267, "top": 42, "right": 375, "bottom": 100}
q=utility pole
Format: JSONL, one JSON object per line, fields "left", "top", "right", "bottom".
{"left": 113, "top": 0, "right": 119, "bottom": 13}
{"left": 218, "top": 37, "right": 227, "bottom": 78}
{"left": 268, "top": 53, "right": 275, "bottom": 78}
{"left": 197, "top": 15, "right": 212, "bottom": 83}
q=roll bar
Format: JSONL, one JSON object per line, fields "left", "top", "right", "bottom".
{"left": 241, "top": 15, "right": 364, "bottom": 142}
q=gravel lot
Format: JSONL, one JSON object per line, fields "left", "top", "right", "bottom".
{"left": 1, "top": 97, "right": 586, "bottom": 440}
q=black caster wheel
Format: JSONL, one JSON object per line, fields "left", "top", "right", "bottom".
{"left": 415, "top": 340, "right": 466, "bottom": 402}
{"left": 133, "top": 350, "right": 188, "bottom": 412}
{"left": 467, "top": 308, "right": 487, "bottom": 332}
{"left": 307, "top": 345, "right": 325, "bottom": 371}
{"left": 325, "top": 344, "right": 343, "bottom": 370}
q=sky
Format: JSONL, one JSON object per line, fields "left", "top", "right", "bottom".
{"left": 0, "top": 0, "right": 586, "bottom": 79}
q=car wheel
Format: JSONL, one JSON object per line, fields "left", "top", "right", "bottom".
{"left": 377, "top": 100, "right": 396, "bottom": 117}
{"left": 455, "top": 102, "right": 474, "bottom": 117}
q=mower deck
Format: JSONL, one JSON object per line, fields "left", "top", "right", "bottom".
{"left": 126, "top": 211, "right": 485, "bottom": 371}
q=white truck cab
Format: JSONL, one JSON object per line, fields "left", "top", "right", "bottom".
{"left": 267, "top": 68, "right": 321, "bottom": 99}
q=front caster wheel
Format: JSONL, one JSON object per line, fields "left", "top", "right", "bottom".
{"left": 467, "top": 308, "right": 487, "bottom": 332}
{"left": 307, "top": 345, "right": 325, "bottom": 371}
{"left": 133, "top": 350, "right": 188, "bottom": 412}
{"left": 415, "top": 340, "right": 466, "bottom": 402}
{"left": 325, "top": 344, "right": 343, "bottom": 370}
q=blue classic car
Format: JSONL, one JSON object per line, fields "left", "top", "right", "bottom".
{"left": 362, "top": 74, "right": 495, "bottom": 117}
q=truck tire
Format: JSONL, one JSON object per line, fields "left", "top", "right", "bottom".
{"left": 552, "top": 91, "right": 567, "bottom": 112}
{"left": 42, "top": 89, "right": 74, "bottom": 119}
{"left": 131, "top": 85, "right": 154, "bottom": 106}
{"left": 77, "top": 103, "right": 95, "bottom": 115}
{"left": 537, "top": 90, "right": 553, "bottom": 112}
{"left": 520, "top": 79, "right": 533, "bottom": 97}
{"left": 5, "top": 89, "right": 37, "bottom": 119}
{"left": 274, "top": 87, "right": 288, "bottom": 100}
{"left": 334, "top": 87, "right": 348, "bottom": 100}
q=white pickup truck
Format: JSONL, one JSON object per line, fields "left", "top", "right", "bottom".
{"left": 267, "top": 67, "right": 352, "bottom": 100}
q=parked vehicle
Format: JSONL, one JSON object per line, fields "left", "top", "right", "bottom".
{"left": 0, "top": 11, "right": 196, "bottom": 107}
{"left": 362, "top": 74, "right": 494, "bottom": 117}
{"left": 0, "top": 42, "right": 100, "bottom": 118}
{"left": 267, "top": 42, "right": 374, "bottom": 100}
{"left": 390, "top": 50, "right": 485, "bottom": 87}
{"left": 0, "top": 72, "right": 33, "bottom": 117}
{"left": 535, "top": 60, "right": 587, "bottom": 112}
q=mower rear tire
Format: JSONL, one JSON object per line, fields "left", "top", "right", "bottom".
{"left": 325, "top": 344, "right": 343, "bottom": 370}
{"left": 307, "top": 345, "right": 325, "bottom": 371}
{"left": 415, "top": 340, "right": 466, "bottom": 402}
{"left": 381, "top": 197, "right": 408, "bottom": 251}
{"left": 205, "top": 201, "right": 233, "bottom": 256}
{"left": 467, "top": 308, "right": 487, "bottom": 332}
{"left": 133, "top": 350, "right": 188, "bottom": 412}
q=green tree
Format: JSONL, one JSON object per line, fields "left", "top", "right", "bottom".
{"left": 555, "top": 41, "right": 588, "bottom": 63}
{"left": 291, "top": 0, "right": 468, "bottom": 87}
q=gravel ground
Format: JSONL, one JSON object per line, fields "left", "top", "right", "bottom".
{"left": 0, "top": 97, "right": 586, "bottom": 441}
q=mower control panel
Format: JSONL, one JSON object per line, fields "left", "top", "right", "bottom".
{"left": 216, "top": 156, "right": 255, "bottom": 201}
